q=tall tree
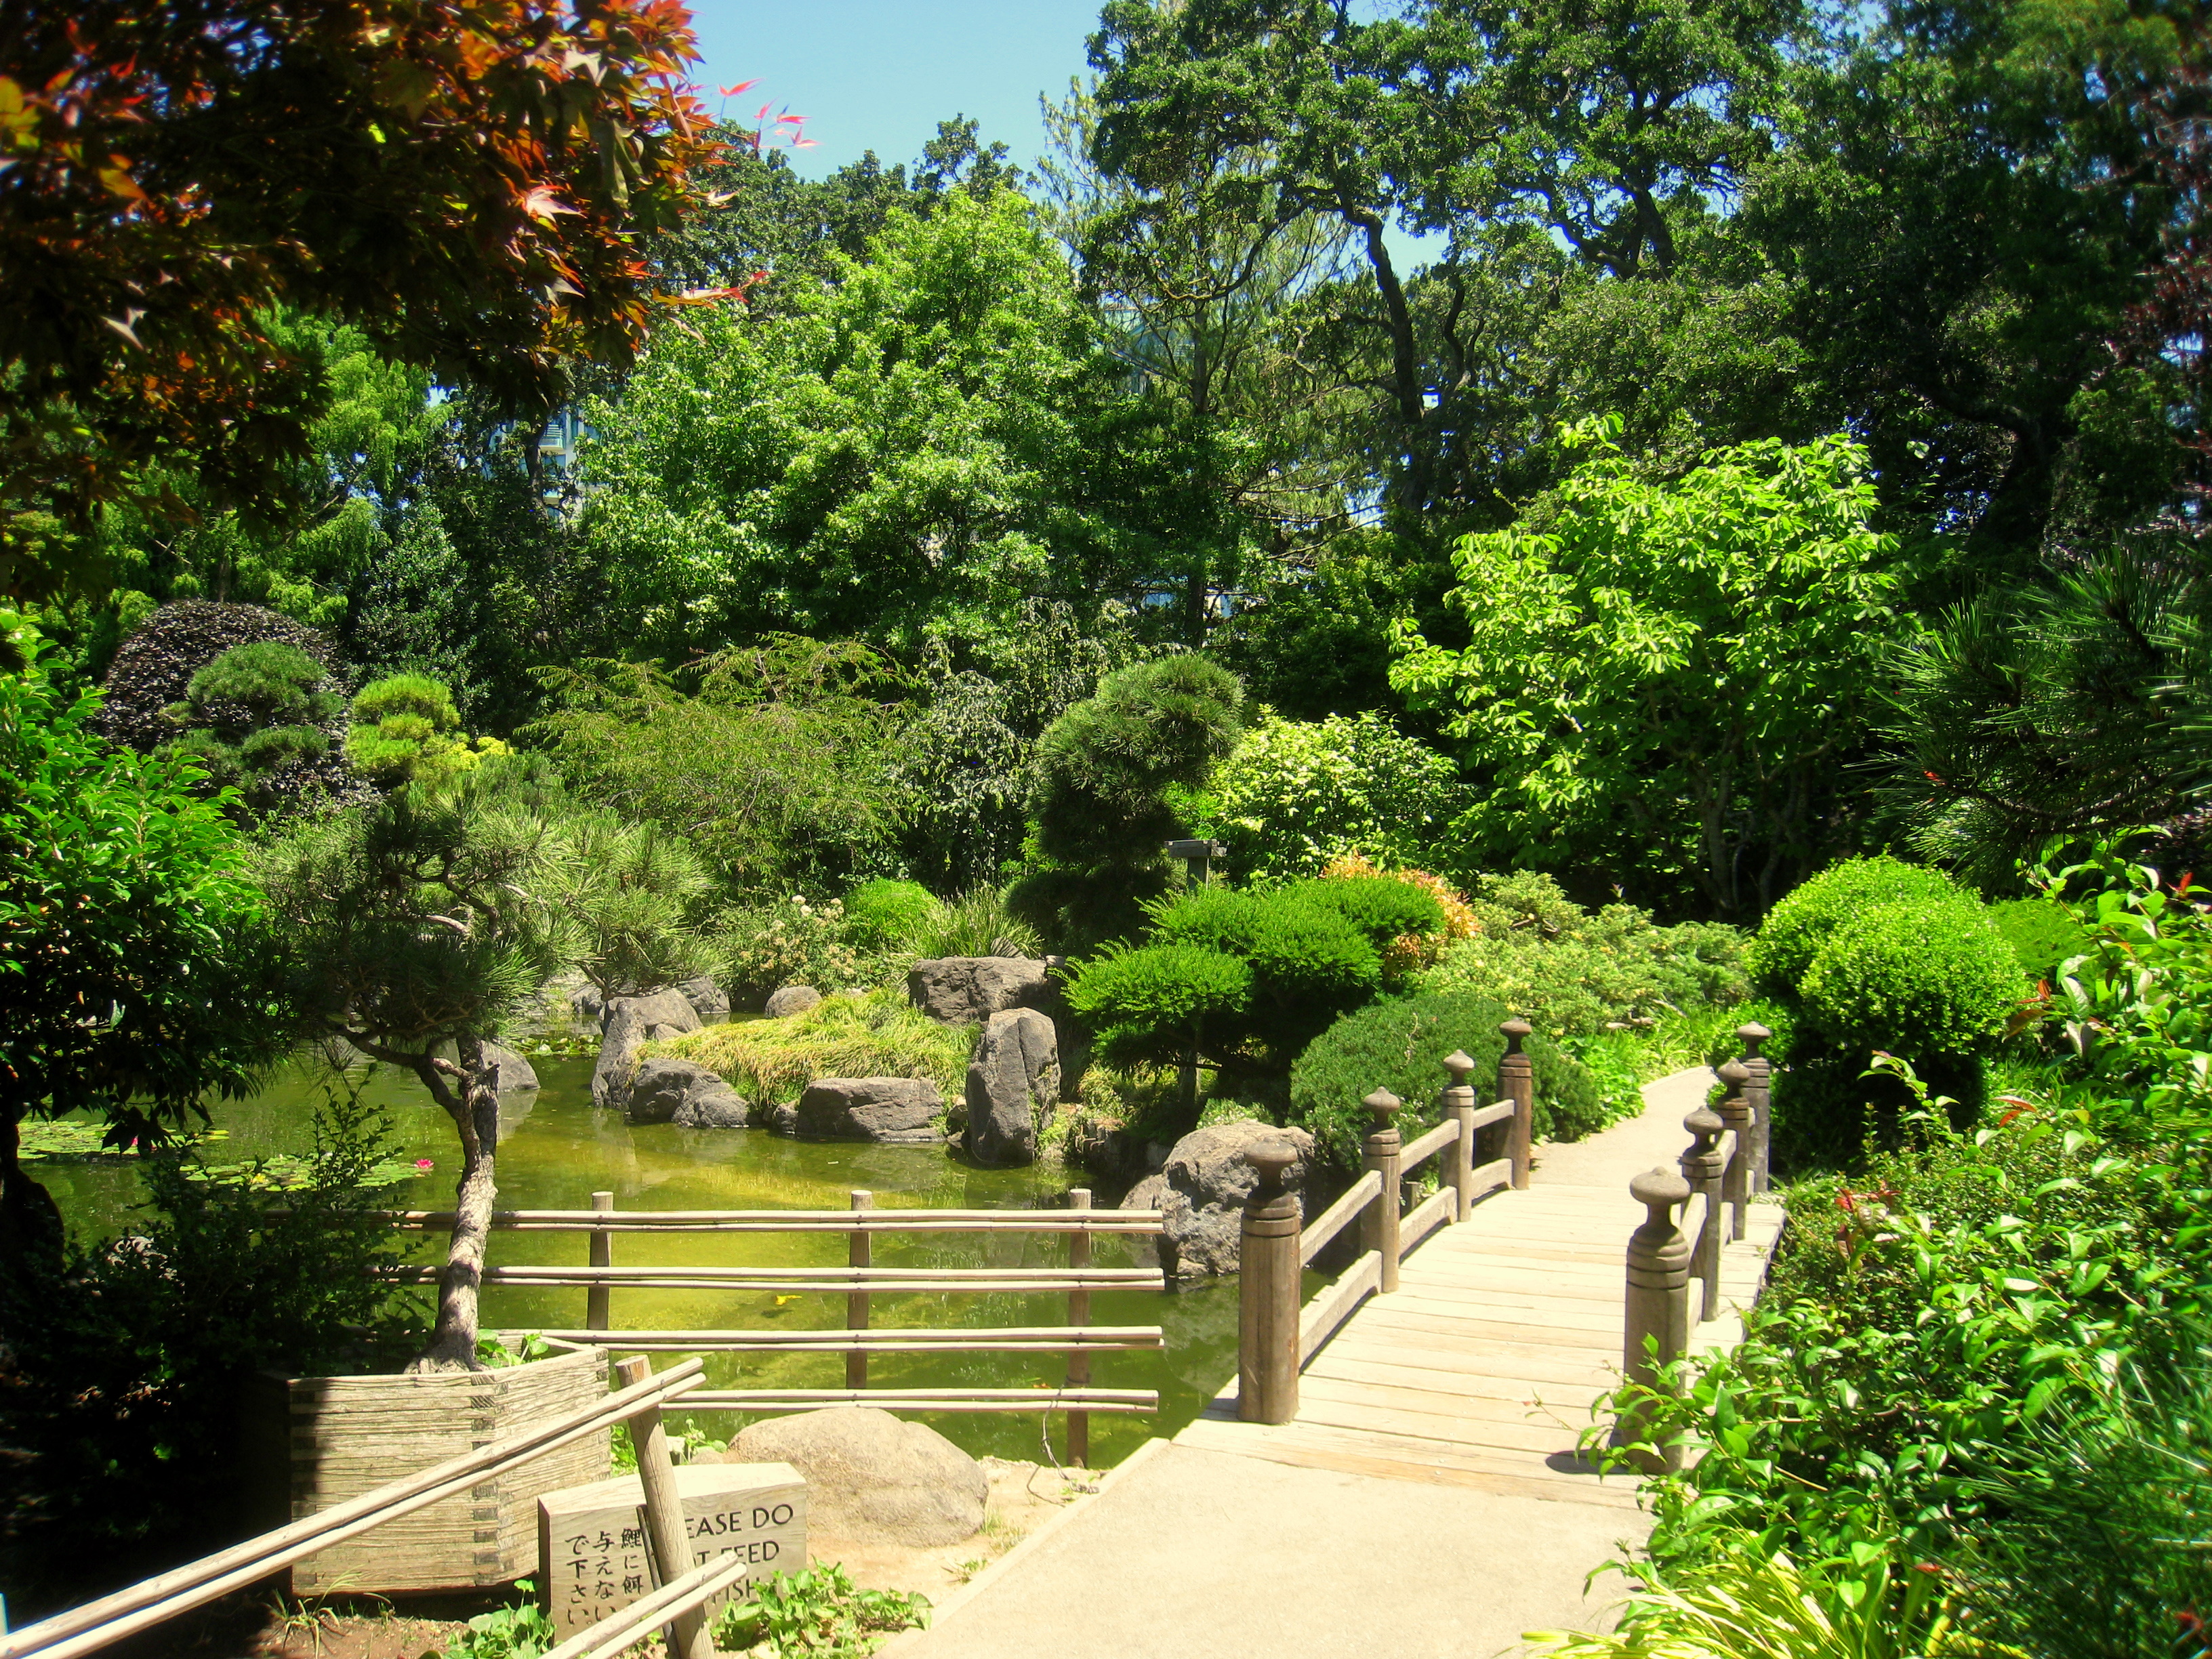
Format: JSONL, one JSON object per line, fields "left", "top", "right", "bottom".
{"left": 1391, "top": 421, "right": 1902, "bottom": 918}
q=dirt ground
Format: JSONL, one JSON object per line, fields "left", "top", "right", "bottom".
{"left": 89, "top": 1457, "right": 1098, "bottom": 1658}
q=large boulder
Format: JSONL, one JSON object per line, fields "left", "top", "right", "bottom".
{"left": 627, "top": 1057, "right": 746, "bottom": 1128}
{"left": 728, "top": 1408, "right": 985, "bottom": 1547}
{"left": 964, "top": 1008, "right": 1059, "bottom": 1168}
{"left": 791, "top": 1078, "right": 945, "bottom": 1143}
{"left": 590, "top": 991, "right": 704, "bottom": 1111}
{"left": 1150, "top": 1121, "right": 1315, "bottom": 1278}
{"left": 764, "top": 984, "right": 822, "bottom": 1019}
{"left": 678, "top": 976, "right": 731, "bottom": 1023}
{"left": 907, "top": 957, "right": 1050, "bottom": 1025}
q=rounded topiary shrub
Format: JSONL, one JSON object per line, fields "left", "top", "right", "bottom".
{"left": 1288, "top": 875, "right": 1447, "bottom": 951}
{"left": 844, "top": 879, "right": 940, "bottom": 950}
{"left": 1286, "top": 990, "right": 1602, "bottom": 1174}
{"left": 1797, "top": 900, "right": 2022, "bottom": 1059}
{"left": 1149, "top": 886, "right": 1381, "bottom": 1053}
{"left": 101, "top": 600, "right": 340, "bottom": 753}
{"left": 1750, "top": 855, "right": 1968, "bottom": 994}
{"left": 1062, "top": 942, "right": 1254, "bottom": 1070}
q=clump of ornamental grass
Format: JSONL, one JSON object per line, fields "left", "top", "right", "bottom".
{"left": 647, "top": 989, "right": 974, "bottom": 1105}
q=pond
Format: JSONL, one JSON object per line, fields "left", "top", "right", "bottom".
{"left": 33, "top": 1052, "right": 1245, "bottom": 1469}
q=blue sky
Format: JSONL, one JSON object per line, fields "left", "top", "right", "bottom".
{"left": 683, "top": 2, "right": 1103, "bottom": 182}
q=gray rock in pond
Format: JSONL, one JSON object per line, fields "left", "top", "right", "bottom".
{"left": 570, "top": 982, "right": 606, "bottom": 1026}
{"left": 964, "top": 1008, "right": 1059, "bottom": 1168}
{"left": 433, "top": 1039, "right": 537, "bottom": 1093}
{"left": 729, "top": 1407, "right": 985, "bottom": 1546}
{"left": 1153, "top": 1120, "right": 1315, "bottom": 1279}
{"left": 674, "top": 1090, "right": 750, "bottom": 1129}
{"left": 764, "top": 984, "right": 822, "bottom": 1019}
{"left": 627, "top": 1057, "right": 745, "bottom": 1127}
{"left": 794, "top": 1077, "right": 945, "bottom": 1143}
{"left": 590, "top": 991, "right": 704, "bottom": 1111}
{"left": 678, "top": 975, "right": 731, "bottom": 1023}
{"left": 1121, "top": 1171, "right": 1170, "bottom": 1214}
{"left": 765, "top": 1101, "right": 800, "bottom": 1136}
{"left": 906, "top": 957, "right": 1050, "bottom": 1026}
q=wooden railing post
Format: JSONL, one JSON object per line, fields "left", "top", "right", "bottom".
{"left": 1738, "top": 1022, "right": 1774, "bottom": 1193}
{"left": 588, "top": 1190, "right": 614, "bottom": 1332}
{"left": 1614, "top": 1169, "right": 1692, "bottom": 1475}
{"left": 1679, "top": 1106, "right": 1725, "bottom": 1322}
{"left": 1066, "top": 1187, "right": 1092, "bottom": 1469}
{"left": 613, "top": 1356, "right": 713, "bottom": 1659}
{"left": 1237, "top": 1137, "right": 1303, "bottom": 1425}
{"left": 847, "top": 1191, "right": 872, "bottom": 1390}
{"left": 1441, "top": 1049, "right": 1477, "bottom": 1223}
{"left": 1360, "top": 1089, "right": 1404, "bottom": 1293}
{"left": 1717, "top": 1059, "right": 1752, "bottom": 1243}
{"left": 1499, "top": 1018, "right": 1535, "bottom": 1189}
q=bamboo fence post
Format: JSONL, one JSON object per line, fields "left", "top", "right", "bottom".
{"left": 1237, "top": 1137, "right": 1303, "bottom": 1425}
{"left": 1500, "top": 1019, "right": 1535, "bottom": 1189}
{"left": 1441, "top": 1049, "right": 1477, "bottom": 1223}
{"left": 1614, "top": 1169, "right": 1692, "bottom": 1475}
{"left": 847, "top": 1191, "right": 872, "bottom": 1391}
{"left": 1360, "top": 1089, "right": 1404, "bottom": 1292}
{"left": 1679, "top": 1106, "right": 1725, "bottom": 1322}
{"left": 1066, "top": 1187, "right": 1092, "bottom": 1469}
{"left": 1738, "top": 1022, "right": 1774, "bottom": 1193}
{"left": 612, "top": 1357, "right": 712, "bottom": 1659}
{"left": 588, "top": 1191, "right": 614, "bottom": 1332}
{"left": 1716, "top": 1059, "right": 1753, "bottom": 1243}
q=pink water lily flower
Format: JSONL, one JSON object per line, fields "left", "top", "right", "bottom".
{"left": 414, "top": 1158, "right": 435, "bottom": 1170}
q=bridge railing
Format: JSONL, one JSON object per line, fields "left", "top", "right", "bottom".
{"left": 1612, "top": 1044, "right": 1768, "bottom": 1471}
{"left": 1233, "top": 1019, "right": 1538, "bottom": 1426}
{"left": 373, "top": 1191, "right": 1169, "bottom": 1466}
{"left": 0, "top": 1361, "right": 730, "bottom": 1659}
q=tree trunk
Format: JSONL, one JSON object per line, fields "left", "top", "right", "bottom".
{"left": 0, "top": 1104, "right": 64, "bottom": 1273}
{"left": 405, "top": 1035, "right": 501, "bottom": 1373}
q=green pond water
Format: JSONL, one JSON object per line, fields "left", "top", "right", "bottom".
{"left": 33, "top": 1054, "right": 1244, "bottom": 1469}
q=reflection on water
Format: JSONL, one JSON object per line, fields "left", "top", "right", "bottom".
{"left": 38, "top": 1054, "right": 1242, "bottom": 1467}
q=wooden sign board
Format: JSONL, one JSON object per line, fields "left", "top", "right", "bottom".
{"left": 537, "top": 1461, "right": 807, "bottom": 1637}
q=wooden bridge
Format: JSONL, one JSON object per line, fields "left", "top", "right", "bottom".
{"left": 895, "top": 1034, "right": 1790, "bottom": 1659}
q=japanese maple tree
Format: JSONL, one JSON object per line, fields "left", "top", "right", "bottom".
{"left": 0, "top": 0, "right": 726, "bottom": 606}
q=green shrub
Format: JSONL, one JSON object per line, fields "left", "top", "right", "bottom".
{"left": 1195, "top": 708, "right": 1467, "bottom": 878}
{"left": 1287, "top": 990, "right": 1604, "bottom": 1174}
{"left": 1421, "top": 876, "right": 1750, "bottom": 1038}
{"left": 651, "top": 988, "right": 973, "bottom": 1106}
{"left": 1797, "top": 900, "right": 2022, "bottom": 1057}
{"left": 844, "top": 878, "right": 940, "bottom": 949}
{"left": 1145, "top": 885, "right": 1382, "bottom": 1057}
{"left": 1750, "top": 855, "right": 1966, "bottom": 994}
{"left": 1287, "top": 874, "right": 1447, "bottom": 955}
{"left": 344, "top": 671, "right": 505, "bottom": 790}
{"left": 1987, "top": 896, "right": 2091, "bottom": 981}
{"left": 712, "top": 897, "right": 860, "bottom": 1006}
{"left": 1062, "top": 943, "right": 1254, "bottom": 1070}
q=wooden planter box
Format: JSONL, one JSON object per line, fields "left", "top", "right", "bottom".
{"left": 246, "top": 1338, "right": 612, "bottom": 1595}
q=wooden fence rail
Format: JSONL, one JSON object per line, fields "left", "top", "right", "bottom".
{"left": 1236, "top": 1025, "right": 1537, "bottom": 1426}
{"left": 397, "top": 1189, "right": 1171, "bottom": 1469}
{"left": 0, "top": 1360, "right": 713, "bottom": 1659}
